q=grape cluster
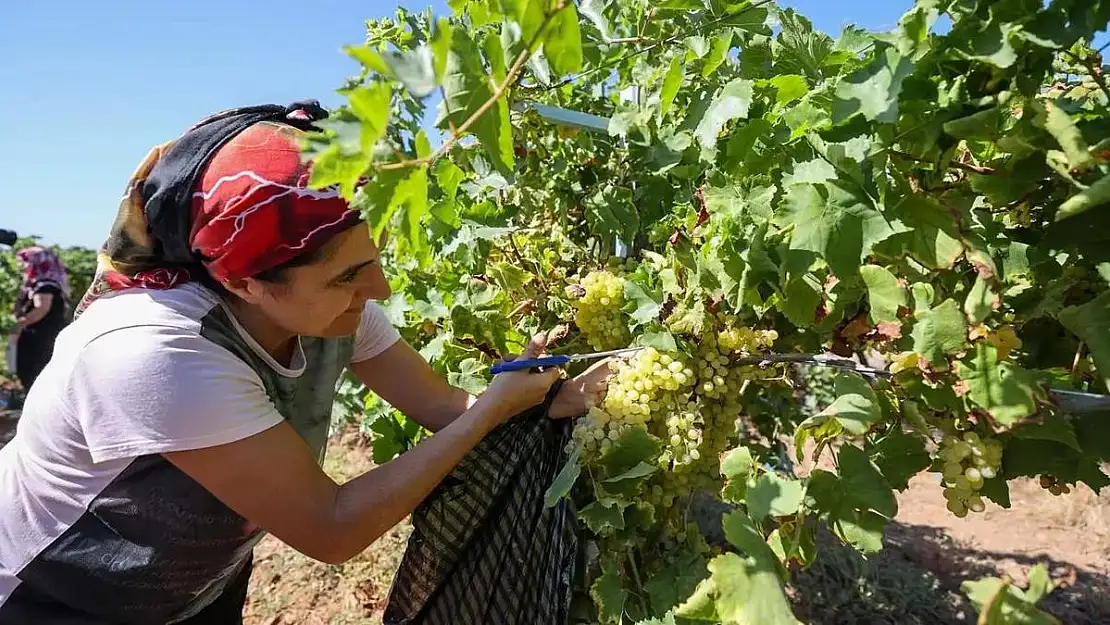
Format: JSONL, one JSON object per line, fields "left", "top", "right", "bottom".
{"left": 572, "top": 271, "right": 631, "bottom": 350}
{"left": 1039, "top": 474, "right": 1072, "bottom": 496}
{"left": 939, "top": 431, "right": 1003, "bottom": 518}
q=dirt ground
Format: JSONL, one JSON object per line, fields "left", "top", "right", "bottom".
{"left": 0, "top": 411, "right": 1106, "bottom": 624}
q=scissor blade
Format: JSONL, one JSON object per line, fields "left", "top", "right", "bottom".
{"left": 570, "top": 347, "right": 644, "bottom": 361}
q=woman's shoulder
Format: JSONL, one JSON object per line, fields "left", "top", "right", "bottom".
{"left": 75, "top": 283, "right": 221, "bottom": 336}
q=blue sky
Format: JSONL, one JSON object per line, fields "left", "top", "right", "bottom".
{"left": 0, "top": 1, "right": 938, "bottom": 247}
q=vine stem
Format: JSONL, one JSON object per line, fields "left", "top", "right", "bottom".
{"left": 731, "top": 353, "right": 892, "bottom": 378}
{"left": 626, "top": 548, "right": 650, "bottom": 616}
{"left": 889, "top": 150, "right": 999, "bottom": 176}
{"left": 377, "top": 4, "right": 567, "bottom": 172}
{"left": 1071, "top": 342, "right": 1086, "bottom": 386}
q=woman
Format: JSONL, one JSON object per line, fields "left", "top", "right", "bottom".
{"left": 11, "top": 246, "right": 70, "bottom": 392}
{"left": 0, "top": 102, "right": 605, "bottom": 624}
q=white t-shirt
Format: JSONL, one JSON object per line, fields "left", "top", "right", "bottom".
{"left": 0, "top": 283, "right": 399, "bottom": 623}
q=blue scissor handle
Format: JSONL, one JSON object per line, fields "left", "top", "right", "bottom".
{"left": 489, "top": 354, "right": 572, "bottom": 374}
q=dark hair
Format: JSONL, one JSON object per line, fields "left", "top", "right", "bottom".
{"left": 253, "top": 244, "right": 330, "bottom": 284}
{"left": 195, "top": 244, "right": 330, "bottom": 295}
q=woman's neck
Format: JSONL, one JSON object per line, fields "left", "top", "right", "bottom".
{"left": 224, "top": 297, "right": 298, "bottom": 366}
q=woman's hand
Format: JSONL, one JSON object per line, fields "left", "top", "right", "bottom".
{"left": 549, "top": 358, "right": 612, "bottom": 420}
{"left": 480, "top": 333, "right": 562, "bottom": 421}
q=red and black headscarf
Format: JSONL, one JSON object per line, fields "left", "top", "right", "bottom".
{"left": 76, "top": 101, "right": 362, "bottom": 316}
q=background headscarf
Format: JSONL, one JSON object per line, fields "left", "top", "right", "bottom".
{"left": 76, "top": 101, "right": 362, "bottom": 317}
{"left": 16, "top": 247, "right": 70, "bottom": 311}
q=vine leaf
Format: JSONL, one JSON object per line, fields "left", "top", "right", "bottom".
{"left": 814, "top": 372, "right": 881, "bottom": 435}
{"left": 624, "top": 280, "right": 664, "bottom": 324}
{"left": 747, "top": 473, "right": 806, "bottom": 521}
{"left": 599, "top": 427, "right": 661, "bottom": 478}
{"left": 832, "top": 47, "right": 913, "bottom": 123}
{"left": 1012, "top": 415, "right": 1081, "bottom": 453}
{"left": 1042, "top": 101, "right": 1093, "bottom": 171}
{"left": 780, "top": 180, "right": 902, "bottom": 279}
{"left": 591, "top": 557, "right": 628, "bottom": 623}
{"left": 777, "top": 273, "right": 823, "bottom": 328}
{"left": 911, "top": 298, "right": 966, "bottom": 368}
{"left": 545, "top": 3, "right": 583, "bottom": 75}
{"left": 833, "top": 509, "right": 887, "bottom": 553}
{"left": 579, "top": 499, "right": 629, "bottom": 533}
{"left": 955, "top": 343, "right": 1039, "bottom": 426}
{"left": 382, "top": 46, "right": 438, "bottom": 97}
{"left": 440, "top": 28, "right": 514, "bottom": 174}
{"left": 660, "top": 56, "right": 685, "bottom": 117}
{"left": 868, "top": 430, "right": 930, "bottom": 491}
{"left": 1056, "top": 173, "right": 1110, "bottom": 222}
{"left": 838, "top": 445, "right": 898, "bottom": 518}
{"left": 860, "top": 264, "right": 907, "bottom": 324}
{"left": 694, "top": 78, "right": 754, "bottom": 160}
{"left": 964, "top": 274, "right": 999, "bottom": 324}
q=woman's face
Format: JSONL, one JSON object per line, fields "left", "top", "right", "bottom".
{"left": 232, "top": 225, "right": 391, "bottom": 337}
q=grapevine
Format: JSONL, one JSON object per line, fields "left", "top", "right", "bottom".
{"left": 314, "top": 0, "right": 1110, "bottom": 623}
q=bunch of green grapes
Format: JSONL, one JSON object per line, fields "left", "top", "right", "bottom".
{"left": 1038, "top": 474, "right": 1072, "bottom": 496}
{"left": 572, "top": 270, "right": 631, "bottom": 350}
{"left": 939, "top": 431, "right": 1003, "bottom": 517}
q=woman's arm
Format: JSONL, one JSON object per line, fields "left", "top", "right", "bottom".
{"left": 350, "top": 341, "right": 473, "bottom": 432}
{"left": 18, "top": 291, "right": 54, "bottom": 327}
{"left": 350, "top": 341, "right": 613, "bottom": 431}
{"left": 166, "top": 336, "right": 560, "bottom": 565}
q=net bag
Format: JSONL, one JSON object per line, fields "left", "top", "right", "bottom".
{"left": 383, "top": 383, "right": 578, "bottom": 625}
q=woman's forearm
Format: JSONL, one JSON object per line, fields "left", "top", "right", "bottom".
{"left": 325, "top": 393, "right": 507, "bottom": 562}
{"left": 20, "top": 293, "right": 54, "bottom": 326}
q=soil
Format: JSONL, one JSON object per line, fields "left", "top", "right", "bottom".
{"left": 0, "top": 412, "right": 1106, "bottom": 624}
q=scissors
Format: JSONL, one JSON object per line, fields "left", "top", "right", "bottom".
{"left": 489, "top": 347, "right": 643, "bottom": 374}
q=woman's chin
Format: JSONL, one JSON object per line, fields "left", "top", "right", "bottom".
{"left": 314, "top": 310, "right": 363, "bottom": 337}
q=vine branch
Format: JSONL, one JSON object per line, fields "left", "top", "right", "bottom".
{"left": 731, "top": 353, "right": 893, "bottom": 378}
{"left": 378, "top": 5, "right": 567, "bottom": 172}
{"left": 1066, "top": 49, "right": 1110, "bottom": 108}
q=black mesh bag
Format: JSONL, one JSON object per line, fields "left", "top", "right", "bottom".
{"left": 383, "top": 381, "right": 578, "bottom": 625}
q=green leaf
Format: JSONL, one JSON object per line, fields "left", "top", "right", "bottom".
{"left": 544, "top": 450, "right": 581, "bottom": 507}
{"left": 838, "top": 444, "right": 898, "bottom": 518}
{"left": 579, "top": 499, "right": 628, "bottom": 533}
{"left": 434, "top": 158, "right": 465, "bottom": 200}
{"left": 1059, "top": 292, "right": 1110, "bottom": 389}
{"left": 1056, "top": 173, "right": 1110, "bottom": 221}
{"left": 911, "top": 298, "right": 966, "bottom": 367}
{"left": 781, "top": 181, "right": 903, "bottom": 279}
{"left": 768, "top": 74, "right": 808, "bottom": 106}
{"left": 675, "top": 577, "right": 720, "bottom": 621}
{"left": 499, "top": 0, "right": 545, "bottom": 43}
{"left": 1012, "top": 415, "right": 1081, "bottom": 453}
{"left": 579, "top": 0, "right": 611, "bottom": 41}
{"left": 382, "top": 46, "right": 437, "bottom": 97}
{"left": 447, "top": 357, "right": 489, "bottom": 395}
{"left": 783, "top": 159, "right": 837, "bottom": 186}
{"left": 591, "top": 559, "right": 628, "bottom": 623}
{"left": 624, "top": 280, "right": 663, "bottom": 324}
{"left": 355, "top": 165, "right": 430, "bottom": 243}
{"left": 720, "top": 445, "right": 754, "bottom": 480}
{"left": 777, "top": 273, "right": 822, "bottom": 327}
{"left": 1025, "top": 564, "right": 1057, "bottom": 604}
{"left": 868, "top": 430, "right": 930, "bottom": 491}
{"left": 644, "top": 549, "right": 708, "bottom": 618}
{"left": 599, "top": 427, "right": 661, "bottom": 478}
{"left": 660, "top": 56, "right": 685, "bottom": 118}
{"left": 832, "top": 47, "right": 913, "bottom": 123}
{"left": 962, "top": 576, "right": 1062, "bottom": 625}
{"left": 1043, "top": 101, "right": 1093, "bottom": 171}
{"left": 703, "top": 552, "right": 797, "bottom": 625}
{"left": 638, "top": 330, "right": 678, "bottom": 352}
{"left": 694, "top": 78, "right": 754, "bottom": 160}
{"left": 979, "top": 475, "right": 1011, "bottom": 508}
{"left": 545, "top": 3, "right": 583, "bottom": 75}
{"left": 815, "top": 372, "right": 881, "bottom": 435}
{"left": 603, "top": 461, "right": 658, "bottom": 483}
{"left": 430, "top": 18, "right": 455, "bottom": 81}
{"left": 964, "top": 274, "right": 999, "bottom": 324}
{"left": 315, "top": 83, "right": 392, "bottom": 195}
{"left": 702, "top": 30, "right": 734, "bottom": 78}
{"left": 859, "top": 264, "right": 907, "bottom": 324}
{"left": 962, "top": 19, "right": 1018, "bottom": 68}
{"left": 747, "top": 473, "right": 806, "bottom": 521}
{"left": 833, "top": 508, "right": 888, "bottom": 553}
{"left": 344, "top": 45, "right": 392, "bottom": 74}
{"left": 440, "top": 28, "right": 515, "bottom": 174}
{"left": 587, "top": 185, "right": 639, "bottom": 243}
{"left": 956, "top": 343, "right": 1039, "bottom": 426}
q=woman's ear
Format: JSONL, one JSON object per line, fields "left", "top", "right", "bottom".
{"left": 222, "top": 276, "right": 265, "bottom": 304}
